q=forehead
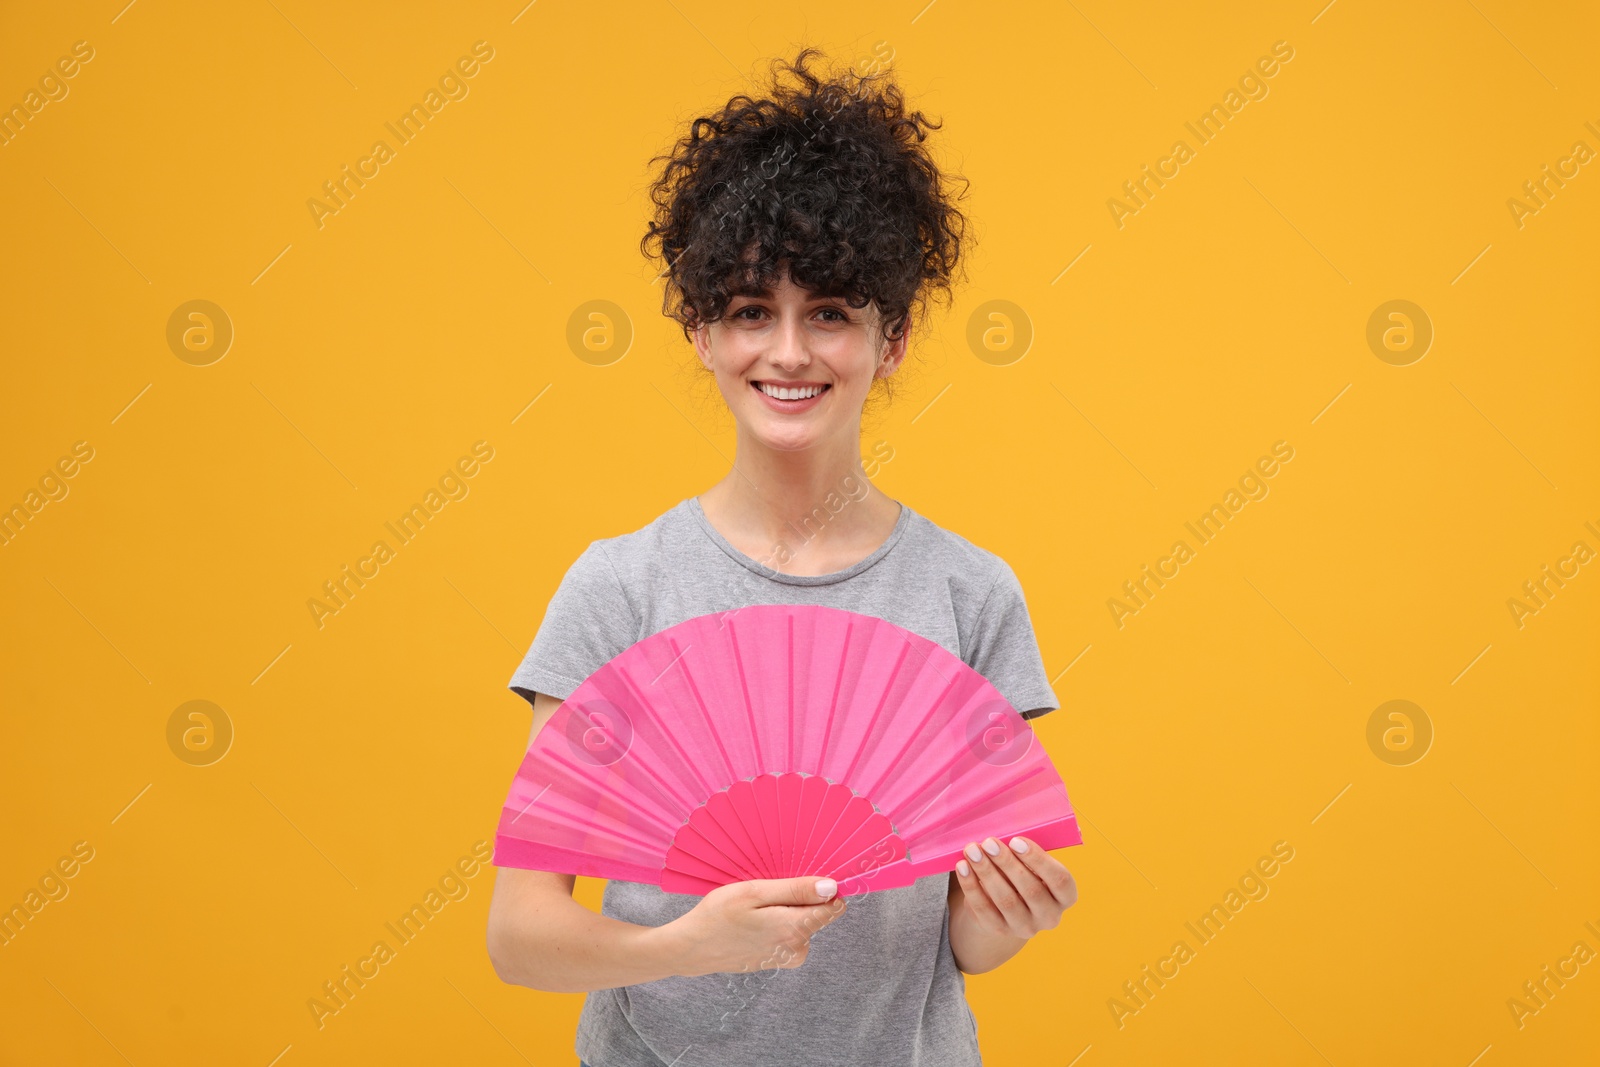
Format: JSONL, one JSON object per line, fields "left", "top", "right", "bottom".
{"left": 723, "top": 252, "right": 820, "bottom": 297}
{"left": 725, "top": 268, "right": 859, "bottom": 305}
{"left": 727, "top": 278, "right": 831, "bottom": 300}
{"left": 725, "top": 258, "right": 798, "bottom": 297}
{"left": 715, "top": 253, "right": 879, "bottom": 320}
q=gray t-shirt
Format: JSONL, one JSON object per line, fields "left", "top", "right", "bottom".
{"left": 507, "top": 495, "right": 1059, "bottom": 1067}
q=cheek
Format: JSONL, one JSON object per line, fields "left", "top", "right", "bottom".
{"left": 722, "top": 355, "right": 762, "bottom": 389}
{"left": 820, "top": 340, "right": 875, "bottom": 382}
{"left": 711, "top": 335, "right": 758, "bottom": 372}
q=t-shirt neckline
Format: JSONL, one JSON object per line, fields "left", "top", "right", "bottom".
{"left": 684, "top": 495, "right": 911, "bottom": 586}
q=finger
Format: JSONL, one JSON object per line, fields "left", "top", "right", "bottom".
{"left": 764, "top": 902, "right": 844, "bottom": 974}
{"left": 1005, "top": 836, "right": 1078, "bottom": 909}
{"left": 765, "top": 895, "right": 847, "bottom": 952}
{"left": 961, "top": 840, "right": 1029, "bottom": 936}
{"left": 953, "top": 854, "right": 1008, "bottom": 932}
{"left": 982, "top": 836, "right": 1059, "bottom": 927}
{"left": 800, "top": 898, "right": 847, "bottom": 931}
{"left": 968, "top": 838, "right": 1043, "bottom": 931}
{"left": 747, "top": 876, "right": 839, "bottom": 907}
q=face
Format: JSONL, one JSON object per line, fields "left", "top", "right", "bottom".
{"left": 691, "top": 268, "right": 906, "bottom": 453}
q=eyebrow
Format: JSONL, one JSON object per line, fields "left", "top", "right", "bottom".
{"left": 728, "top": 288, "right": 848, "bottom": 303}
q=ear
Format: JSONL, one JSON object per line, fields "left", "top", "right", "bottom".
{"left": 876, "top": 325, "right": 909, "bottom": 378}
{"left": 691, "top": 322, "right": 713, "bottom": 370}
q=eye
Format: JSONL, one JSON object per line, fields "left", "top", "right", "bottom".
{"left": 816, "top": 306, "right": 848, "bottom": 323}
{"left": 731, "top": 305, "right": 766, "bottom": 321}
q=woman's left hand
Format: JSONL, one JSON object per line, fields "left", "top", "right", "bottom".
{"left": 952, "top": 835, "right": 1078, "bottom": 939}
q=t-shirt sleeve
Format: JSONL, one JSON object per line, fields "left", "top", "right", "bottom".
{"left": 966, "top": 558, "right": 1060, "bottom": 720}
{"left": 507, "top": 541, "right": 640, "bottom": 709}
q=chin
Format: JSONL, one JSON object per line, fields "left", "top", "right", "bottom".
{"left": 745, "top": 417, "right": 826, "bottom": 451}
{"left": 752, "top": 429, "right": 820, "bottom": 452}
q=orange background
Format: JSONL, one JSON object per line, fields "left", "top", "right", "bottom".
{"left": 1, "top": 1, "right": 1596, "bottom": 1065}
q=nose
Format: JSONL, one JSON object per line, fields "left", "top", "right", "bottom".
{"left": 768, "top": 313, "right": 810, "bottom": 373}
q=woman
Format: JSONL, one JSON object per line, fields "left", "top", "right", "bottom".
{"left": 486, "top": 47, "right": 1078, "bottom": 1067}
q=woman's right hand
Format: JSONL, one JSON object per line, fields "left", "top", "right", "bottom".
{"left": 659, "top": 876, "right": 848, "bottom": 977}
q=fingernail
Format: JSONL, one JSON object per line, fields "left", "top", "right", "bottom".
{"left": 982, "top": 838, "right": 1001, "bottom": 856}
{"left": 963, "top": 843, "right": 983, "bottom": 863}
{"left": 1009, "top": 837, "right": 1029, "bottom": 854}
{"left": 956, "top": 859, "right": 971, "bottom": 877}
{"left": 815, "top": 878, "right": 837, "bottom": 899}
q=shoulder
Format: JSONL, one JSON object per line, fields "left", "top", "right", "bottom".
{"left": 554, "top": 499, "right": 704, "bottom": 613}
{"left": 578, "top": 498, "right": 696, "bottom": 577}
{"left": 900, "top": 507, "right": 1014, "bottom": 600}
{"left": 904, "top": 508, "right": 1057, "bottom": 716}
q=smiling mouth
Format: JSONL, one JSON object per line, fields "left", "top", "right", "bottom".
{"left": 753, "top": 381, "right": 830, "bottom": 401}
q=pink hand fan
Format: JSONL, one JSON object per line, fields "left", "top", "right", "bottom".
{"left": 493, "top": 603, "right": 1081, "bottom": 895}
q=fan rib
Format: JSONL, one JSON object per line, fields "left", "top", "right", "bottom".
{"left": 898, "top": 753, "right": 1051, "bottom": 838}
{"left": 785, "top": 773, "right": 821, "bottom": 876}
{"left": 786, "top": 613, "right": 795, "bottom": 772}
{"left": 662, "top": 873, "right": 722, "bottom": 895}
{"left": 541, "top": 746, "right": 680, "bottom": 839}
{"left": 953, "top": 761, "right": 1051, "bottom": 817}
{"left": 909, "top": 766, "right": 1058, "bottom": 860}
{"left": 775, "top": 771, "right": 799, "bottom": 875}
{"left": 497, "top": 604, "right": 1081, "bottom": 896}
{"left": 670, "top": 821, "right": 756, "bottom": 882}
{"left": 668, "top": 845, "right": 747, "bottom": 886}
{"left": 585, "top": 670, "right": 697, "bottom": 814}
{"left": 702, "top": 790, "right": 768, "bottom": 876}
{"left": 829, "top": 821, "right": 903, "bottom": 884}
{"left": 878, "top": 727, "right": 984, "bottom": 821}
{"left": 725, "top": 620, "right": 766, "bottom": 770}
{"left": 858, "top": 668, "right": 961, "bottom": 801}
{"left": 668, "top": 635, "right": 738, "bottom": 786}
{"left": 814, "top": 617, "right": 854, "bottom": 776}
{"left": 728, "top": 779, "right": 778, "bottom": 876}
{"left": 611, "top": 659, "right": 714, "bottom": 800}
{"left": 806, "top": 797, "right": 881, "bottom": 876}
{"left": 790, "top": 774, "right": 833, "bottom": 876}
{"left": 503, "top": 799, "right": 662, "bottom": 855}
{"left": 602, "top": 739, "right": 692, "bottom": 827}
{"left": 801, "top": 792, "right": 863, "bottom": 874}
{"left": 752, "top": 772, "right": 784, "bottom": 876}
{"left": 840, "top": 638, "right": 914, "bottom": 786}
{"left": 795, "top": 778, "right": 848, "bottom": 875}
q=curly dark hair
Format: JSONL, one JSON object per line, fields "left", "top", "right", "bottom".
{"left": 641, "top": 46, "right": 971, "bottom": 381}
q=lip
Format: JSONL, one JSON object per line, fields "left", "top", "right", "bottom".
{"left": 751, "top": 380, "right": 829, "bottom": 413}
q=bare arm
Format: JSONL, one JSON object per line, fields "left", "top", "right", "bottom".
{"left": 487, "top": 866, "right": 689, "bottom": 992}
{"left": 946, "top": 870, "right": 1029, "bottom": 974}
{"left": 946, "top": 835, "right": 1078, "bottom": 975}
{"left": 485, "top": 691, "right": 848, "bottom": 993}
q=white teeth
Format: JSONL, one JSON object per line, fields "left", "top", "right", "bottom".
{"left": 759, "top": 382, "right": 824, "bottom": 400}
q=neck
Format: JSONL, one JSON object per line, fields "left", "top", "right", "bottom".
{"left": 699, "top": 427, "right": 895, "bottom": 569}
